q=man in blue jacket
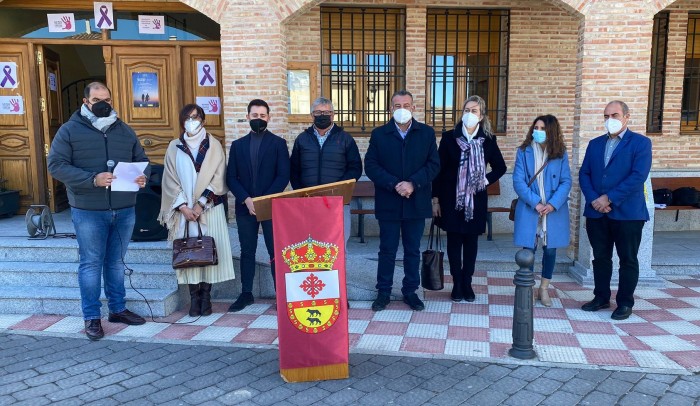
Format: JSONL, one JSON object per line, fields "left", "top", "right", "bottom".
{"left": 290, "top": 97, "right": 362, "bottom": 243}
{"left": 579, "top": 100, "right": 652, "bottom": 320}
{"left": 365, "top": 90, "right": 440, "bottom": 311}
{"left": 48, "top": 82, "right": 149, "bottom": 340}
{"left": 227, "top": 99, "right": 290, "bottom": 312}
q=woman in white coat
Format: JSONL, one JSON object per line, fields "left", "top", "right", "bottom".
{"left": 513, "top": 115, "right": 571, "bottom": 306}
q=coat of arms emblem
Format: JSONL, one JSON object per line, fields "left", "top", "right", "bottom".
{"left": 282, "top": 235, "right": 341, "bottom": 334}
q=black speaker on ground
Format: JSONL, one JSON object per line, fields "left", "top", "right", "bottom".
{"left": 132, "top": 164, "right": 169, "bottom": 242}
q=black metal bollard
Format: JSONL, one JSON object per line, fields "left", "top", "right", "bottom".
{"left": 509, "top": 248, "right": 537, "bottom": 360}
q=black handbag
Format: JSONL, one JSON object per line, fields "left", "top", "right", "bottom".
{"left": 421, "top": 219, "right": 444, "bottom": 291}
{"left": 672, "top": 187, "right": 699, "bottom": 206}
{"left": 653, "top": 188, "right": 673, "bottom": 205}
{"left": 172, "top": 220, "right": 218, "bottom": 269}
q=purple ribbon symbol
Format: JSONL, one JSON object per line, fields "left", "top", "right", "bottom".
{"left": 97, "top": 5, "right": 112, "bottom": 28}
{"left": 1, "top": 66, "right": 16, "bottom": 88}
{"left": 199, "top": 64, "right": 214, "bottom": 86}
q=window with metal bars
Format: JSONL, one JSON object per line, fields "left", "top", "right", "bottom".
{"left": 682, "top": 13, "right": 700, "bottom": 130}
{"left": 426, "top": 9, "right": 509, "bottom": 134}
{"left": 320, "top": 7, "right": 406, "bottom": 133}
{"left": 648, "top": 12, "right": 669, "bottom": 133}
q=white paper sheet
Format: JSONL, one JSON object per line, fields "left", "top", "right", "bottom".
{"left": 111, "top": 162, "right": 148, "bottom": 192}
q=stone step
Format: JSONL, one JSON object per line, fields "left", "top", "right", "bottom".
{"left": 0, "top": 286, "right": 180, "bottom": 317}
{"left": 0, "top": 242, "right": 173, "bottom": 264}
{"left": 0, "top": 262, "right": 178, "bottom": 289}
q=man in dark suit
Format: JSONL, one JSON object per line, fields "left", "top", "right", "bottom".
{"left": 365, "top": 90, "right": 440, "bottom": 312}
{"left": 226, "top": 99, "right": 290, "bottom": 312}
{"left": 579, "top": 100, "right": 652, "bottom": 320}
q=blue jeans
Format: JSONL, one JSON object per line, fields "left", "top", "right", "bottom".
{"left": 526, "top": 245, "right": 557, "bottom": 279}
{"left": 376, "top": 219, "right": 426, "bottom": 296}
{"left": 236, "top": 214, "right": 275, "bottom": 294}
{"left": 71, "top": 207, "right": 135, "bottom": 320}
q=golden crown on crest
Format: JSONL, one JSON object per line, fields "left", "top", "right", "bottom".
{"left": 281, "top": 235, "right": 339, "bottom": 272}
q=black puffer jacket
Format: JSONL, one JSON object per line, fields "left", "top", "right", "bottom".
{"left": 290, "top": 124, "right": 362, "bottom": 189}
{"left": 48, "top": 110, "right": 149, "bottom": 210}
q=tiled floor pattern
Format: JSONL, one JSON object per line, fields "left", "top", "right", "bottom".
{"left": 3, "top": 271, "right": 700, "bottom": 373}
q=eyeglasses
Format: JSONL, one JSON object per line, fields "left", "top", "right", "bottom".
{"left": 312, "top": 110, "right": 334, "bottom": 117}
{"left": 188, "top": 114, "right": 202, "bottom": 120}
{"left": 90, "top": 98, "right": 112, "bottom": 104}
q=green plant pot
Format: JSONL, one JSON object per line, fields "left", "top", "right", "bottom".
{"left": 0, "top": 190, "right": 20, "bottom": 217}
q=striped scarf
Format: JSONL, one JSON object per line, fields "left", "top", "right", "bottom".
{"left": 455, "top": 135, "right": 486, "bottom": 221}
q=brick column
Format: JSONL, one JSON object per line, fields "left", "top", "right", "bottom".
{"left": 405, "top": 6, "right": 427, "bottom": 120}
{"left": 219, "top": 5, "right": 289, "bottom": 148}
{"left": 570, "top": 1, "right": 663, "bottom": 288}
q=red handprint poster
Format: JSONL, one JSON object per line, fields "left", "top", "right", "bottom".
{"left": 0, "top": 96, "right": 24, "bottom": 115}
{"left": 47, "top": 13, "right": 76, "bottom": 33}
{"left": 138, "top": 15, "right": 165, "bottom": 35}
{"left": 195, "top": 97, "right": 221, "bottom": 116}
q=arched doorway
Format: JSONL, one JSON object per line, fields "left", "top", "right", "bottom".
{"left": 0, "top": 0, "right": 223, "bottom": 213}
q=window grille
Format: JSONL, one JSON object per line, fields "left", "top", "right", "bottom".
{"left": 426, "top": 9, "right": 509, "bottom": 133}
{"left": 682, "top": 13, "right": 700, "bottom": 130}
{"left": 648, "top": 12, "right": 669, "bottom": 133}
{"left": 320, "top": 7, "right": 406, "bottom": 133}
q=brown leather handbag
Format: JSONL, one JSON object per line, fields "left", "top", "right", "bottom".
{"left": 172, "top": 220, "right": 218, "bottom": 269}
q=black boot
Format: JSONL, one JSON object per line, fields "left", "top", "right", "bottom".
{"left": 450, "top": 270, "right": 464, "bottom": 302}
{"left": 188, "top": 284, "right": 201, "bottom": 317}
{"left": 463, "top": 274, "right": 476, "bottom": 302}
{"left": 200, "top": 282, "right": 212, "bottom": 316}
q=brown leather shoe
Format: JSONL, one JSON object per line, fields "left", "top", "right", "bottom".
{"left": 84, "top": 319, "right": 104, "bottom": 341}
{"left": 108, "top": 309, "right": 146, "bottom": 325}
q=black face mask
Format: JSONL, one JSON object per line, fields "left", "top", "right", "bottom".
{"left": 90, "top": 101, "right": 113, "bottom": 118}
{"left": 249, "top": 118, "right": 267, "bottom": 134}
{"left": 314, "top": 115, "right": 332, "bottom": 130}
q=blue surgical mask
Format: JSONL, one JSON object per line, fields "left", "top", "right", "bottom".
{"left": 532, "top": 129, "right": 546, "bottom": 144}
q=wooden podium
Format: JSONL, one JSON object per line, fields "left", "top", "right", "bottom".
{"left": 252, "top": 179, "right": 356, "bottom": 221}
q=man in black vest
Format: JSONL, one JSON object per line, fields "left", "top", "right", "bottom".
{"left": 290, "top": 97, "right": 362, "bottom": 242}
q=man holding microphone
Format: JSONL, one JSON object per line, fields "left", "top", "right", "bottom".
{"left": 48, "top": 82, "right": 150, "bottom": 340}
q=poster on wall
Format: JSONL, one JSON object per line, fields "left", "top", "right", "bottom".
{"left": 138, "top": 15, "right": 165, "bottom": 35}
{"left": 197, "top": 61, "right": 217, "bottom": 87}
{"left": 196, "top": 96, "right": 221, "bottom": 115}
{"left": 94, "top": 2, "right": 115, "bottom": 30}
{"left": 48, "top": 73, "right": 57, "bottom": 92}
{"left": 132, "top": 72, "right": 160, "bottom": 108}
{"left": 47, "top": 13, "right": 76, "bottom": 33}
{"left": 0, "top": 96, "right": 25, "bottom": 115}
{"left": 0, "top": 63, "right": 18, "bottom": 89}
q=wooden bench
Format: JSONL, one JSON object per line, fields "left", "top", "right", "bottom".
{"left": 651, "top": 177, "right": 700, "bottom": 221}
{"left": 486, "top": 180, "right": 510, "bottom": 241}
{"left": 350, "top": 181, "right": 375, "bottom": 243}
{"left": 350, "top": 180, "right": 508, "bottom": 242}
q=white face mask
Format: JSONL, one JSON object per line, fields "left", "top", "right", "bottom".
{"left": 462, "top": 112, "right": 480, "bottom": 129}
{"left": 393, "top": 108, "right": 412, "bottom": 125}
{"left": 185, "top": 119, "right": 202, "bottom": 135}
{"left": 605, "top": 118, "right": 623, "bottom": 135}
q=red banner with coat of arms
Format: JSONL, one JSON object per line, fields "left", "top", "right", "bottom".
{"left": 272, "top": 196, "right": 349, "bottom": 382}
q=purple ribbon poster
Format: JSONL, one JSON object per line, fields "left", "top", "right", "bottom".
{"left": 94, "top": 2, "right": 115, "bottom": 30}
{"left": 0, "top": 62, "right": 18, "bottom": 89}
{"left": 197, "top": 61, "right": 217, "bottom": 87}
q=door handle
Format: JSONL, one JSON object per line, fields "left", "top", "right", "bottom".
{"left": 142, "top": 138, "right": 153, "bottom": 146}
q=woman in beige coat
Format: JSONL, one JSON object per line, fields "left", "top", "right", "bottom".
{"left": 159, "top": 104, "right": 235, "bottom": 317}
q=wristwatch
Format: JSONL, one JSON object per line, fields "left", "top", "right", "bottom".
{"left": 92, "top": 175, "right": 98, "bottom": 188}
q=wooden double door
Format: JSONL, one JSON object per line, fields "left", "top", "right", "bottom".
{"left": 0, "top": 42, "right": 223, "bottom": 213}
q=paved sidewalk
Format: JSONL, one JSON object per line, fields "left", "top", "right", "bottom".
{"left": 3, "top": 270, "right": 700, "bottom": 374}
{"left": 1, "top": 332, "right": 699, "bottom": 406}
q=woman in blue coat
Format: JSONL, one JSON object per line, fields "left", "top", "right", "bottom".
{"left": 513, "top": 114, "right": 571, "bottom": 307}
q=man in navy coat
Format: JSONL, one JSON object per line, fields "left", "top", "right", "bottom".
{"left": 226, "top": 99, "right": 290, "bottom": 312}
{"left": 579, "top": 100, "right": 652, "bottom": 320}
{"left": 365, "top": 90, "right": 440, "bottom": 312}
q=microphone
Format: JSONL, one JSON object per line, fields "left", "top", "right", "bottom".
{"left": 106, "top": 160, "right": 115, "bottom": 189}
